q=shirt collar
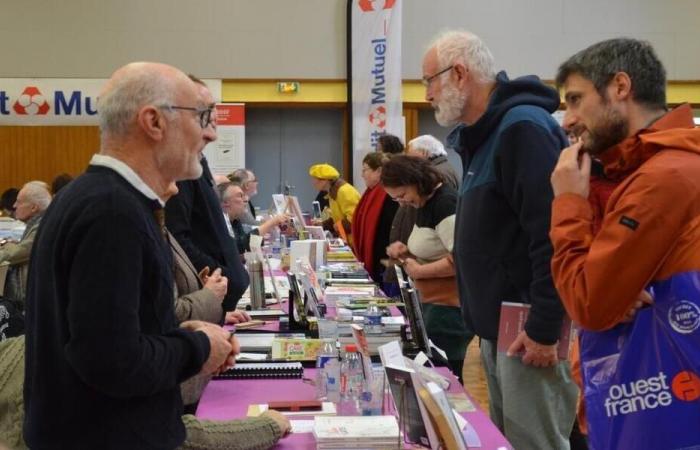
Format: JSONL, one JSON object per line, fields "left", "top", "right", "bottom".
{"left": 90, "top": 154, "right": 164, "bottom": 207}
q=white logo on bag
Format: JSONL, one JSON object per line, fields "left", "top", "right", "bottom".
{"left": 604, "top": 372, "right": 672, "bottom": 417}
{"left": 668, "top": 300, "right": 700, "bottom": 334}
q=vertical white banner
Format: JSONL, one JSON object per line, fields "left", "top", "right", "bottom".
{"left": 351, "top": 0, "right": 402, "bottom": 189}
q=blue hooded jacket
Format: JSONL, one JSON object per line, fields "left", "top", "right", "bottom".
{"left": 447, "top": 71, "right": 568, "bottom": 344}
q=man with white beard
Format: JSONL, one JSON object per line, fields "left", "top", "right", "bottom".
{"left": 422, "top": 30, "right": 578, "bottom": 450}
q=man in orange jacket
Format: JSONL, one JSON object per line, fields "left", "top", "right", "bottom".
{"left": 550, "top": 38, "right": 700, "bottom": 442}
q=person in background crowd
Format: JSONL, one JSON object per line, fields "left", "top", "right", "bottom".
{"left": 424, "top": 29, "right": 577, "bottom": 449}
{"left": 383, "top": 134, "right": 460, "bottom": 294}
{"left": 227, "top": 168, "right": 259, "bottom": 225}
{"left": 23, "top": 62, "right": 238, "bottom": 449}
{"left": 405, "top": 135, "right": 460, "bottom": 189}
{"left": 165, "top": 75, "right": 249, "bottom": 313}
{"left": 551, "top": 37, "right": 700, "bottom": 449}
{"left": 218, "top": 182, "right": 290, "bottom": 255}
{"left": 382, "top": 155, "right": 472, "bottom": 379}
{"left": 50, "top": 173, "right": 73, "bottom": 195}
{"left": 0, "top": 189, "right": 18, "bottom": 218}
{"left": 309, "top": 163, "right": 360, "bottom": 243}
{"left": 376, "top": 133, "right": 404, "bottom": 154}
{"left": 351, "top": 152, "right": 398, "bottom": 283}
{"left": 0, "top": 181, "right": 51, "bottom": 311}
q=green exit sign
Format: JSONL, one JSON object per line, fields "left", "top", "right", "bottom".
{"left": 277, "top": 81, "right": 300, "bottom": 93}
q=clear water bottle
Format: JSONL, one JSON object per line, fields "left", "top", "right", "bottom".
{"left": 270, "top": 226, "right": 281, "bottom": 255}
{"left": 315, "top": 339, "right": 338, "bottom": 400}
{"left": 339, "top": 344, "right": 364, "bottom": 415}
{"left": 364, "top": 302, "right": 382, "bottom": 334}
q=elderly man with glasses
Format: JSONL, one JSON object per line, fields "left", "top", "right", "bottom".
{"left": 165, "top": 76, "right": 250, "bottom": 323}
{"left": 22, "top": 62, "right": 239, "bottom": 449}
{"left": 423, "top": 30, "right": 578, "bottom": 450}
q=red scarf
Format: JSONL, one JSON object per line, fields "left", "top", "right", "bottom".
{"left": 351, "top": 184, "right": 387, "bottom": 276}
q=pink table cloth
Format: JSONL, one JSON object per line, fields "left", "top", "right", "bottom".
{"left": 196, "top": 367, "right": 512, "bottom": 449}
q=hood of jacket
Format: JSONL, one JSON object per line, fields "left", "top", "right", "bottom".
{"left": 447, "top": 71, "right": 561, "bottom": 153}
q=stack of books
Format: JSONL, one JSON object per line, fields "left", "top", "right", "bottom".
{"left": 313, "top": 415, "right": 400, "bottom": 449}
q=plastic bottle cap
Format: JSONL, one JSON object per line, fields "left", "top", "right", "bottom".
{"left": 345, "top": 344, "right": 357, "bottom": 352}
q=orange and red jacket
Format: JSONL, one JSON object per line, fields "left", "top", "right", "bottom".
{"left": 551, "top": 104, "right": 700, "bottom": 332}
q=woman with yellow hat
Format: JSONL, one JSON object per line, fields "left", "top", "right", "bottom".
{"left": 309, "top": 163, "right": 360, "bottom": 243}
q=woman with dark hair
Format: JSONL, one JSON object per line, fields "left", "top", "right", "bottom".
{"left": 351, "top": 152, "right": 398, "bottom": 283}
{"left": 382, "top": 155, "right": 472, "bottom": 379}
{"left": 376, "top": 133, "right": 404, "bottom": 154}
{"left": 0, "top": 188, "right": 18, "bottom": 218}
{"left": 50, "top": 173, "right": 73, "bottom": 195}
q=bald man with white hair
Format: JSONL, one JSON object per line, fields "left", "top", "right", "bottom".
{"left": 23, "top": 62, "right": 237, "bottom": 449}
{"left": 0, "top": 181, "right": 51, "bottom": 310}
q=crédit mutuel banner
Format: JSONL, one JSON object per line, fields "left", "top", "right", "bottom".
{"left": 350, "top": 0, "right": 402, "bottom": 188}
{"left": 0, "top": 79, "right": 222, "bottom": 126}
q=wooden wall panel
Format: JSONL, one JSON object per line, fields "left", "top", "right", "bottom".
{"left": 0, "top": 126, "right": 99, "bottom": 193}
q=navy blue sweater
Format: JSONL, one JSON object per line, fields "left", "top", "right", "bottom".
{"left": 165, "top": 158, "right": 249, "bottom": 312}
{"left": 447, "top": 71, "right": 568, "bottom": 344}
{"left": 23, "top": 166, "right": 210, "bottom": 449}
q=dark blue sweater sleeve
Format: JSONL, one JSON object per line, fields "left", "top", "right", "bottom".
{"left": 65, "top": 213, "right": 210, "bottom": 398}
{"left": 496, "top": 120, "right": 566, "bottom": 344}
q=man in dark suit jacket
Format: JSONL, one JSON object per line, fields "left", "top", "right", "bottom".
{"left": 165, "top": 77, "right": 249, "bottom": 316}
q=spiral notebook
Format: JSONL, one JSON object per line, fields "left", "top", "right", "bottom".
{"left": 213, "top": 362, "right": 304, "bottom": 380}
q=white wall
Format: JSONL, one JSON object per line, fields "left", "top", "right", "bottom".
{"left": 1, "top": 0, "right": 699, "bottom": 79}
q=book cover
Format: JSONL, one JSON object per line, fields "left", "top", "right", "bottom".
{"left": 271, "top": 338, "right": 323, "bottom": 361}
{"left": 417, "top": 382, "right": 468, "bottom": 450}
{"left": 384, "top": 365, "right": 438, "bottom": 448}
{"left": 497, "top": 301, "right": 573, "bottom": 360}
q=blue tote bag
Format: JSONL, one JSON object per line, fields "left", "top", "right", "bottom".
{"left": 580, "top": 271, "right": 700, "bottom": 450}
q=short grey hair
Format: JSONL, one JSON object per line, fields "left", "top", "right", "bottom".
{"left": 430, "top": 30, "right": 496, "bottom": 83}
{"left": 556, "top": 38, "right": 666, "bottom": 110}
{"left": 228, "top": 168, "right": 256, "bottom": 188}
{"left": 408, "top": 135, "right": 447, "bottom": 158}
{"left": 98, "top": 70, "right": 176, "bottom": 138}
{"left": 21, "top": 181, "right": 52, "bottom": 211}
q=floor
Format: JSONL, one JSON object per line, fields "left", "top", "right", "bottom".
{"left": 461, "top": 337, "right": 490, "bottom": 411}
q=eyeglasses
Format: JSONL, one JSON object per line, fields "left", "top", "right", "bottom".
{"left": 421, "top": 65, "right": 454, "bottom": 87}
{"left": 161, "top": 105, "right": 215, "bottom": 128}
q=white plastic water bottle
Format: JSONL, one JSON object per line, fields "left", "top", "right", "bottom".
{"left": 364, "top": 302, "right": 382, "bottom": 334}
{"left": 315, "top": 339, "right": 338, "bottom": 400}
{"left": 339, "top": 344, "right": 364, "bottom": 414}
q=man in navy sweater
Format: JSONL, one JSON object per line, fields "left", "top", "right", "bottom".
{"left": 423, "top": 31, "right": 578, "bottom": 449}
{"left": 165, "top": 77, "right": 249, "bottom": 318}
{"left": 23, "top": 62, "right": 237, "bottom": 449}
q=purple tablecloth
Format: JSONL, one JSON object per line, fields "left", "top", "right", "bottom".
{"left": 197, "top": 367, "right": 512, "bottom": 449}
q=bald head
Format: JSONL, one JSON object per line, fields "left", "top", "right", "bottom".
{"left": 98, "top": 62, "right": 195, "bottom": 139}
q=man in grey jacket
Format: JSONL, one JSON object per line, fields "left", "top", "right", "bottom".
{"left": 0, "top": 181, "right": 51, "bottom": 310}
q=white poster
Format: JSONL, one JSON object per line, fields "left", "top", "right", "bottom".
{"left": 350, "top": 0, "right": 402, "bottom": 189}
{"left": 0, "top": 78, "right": 222, "bottom": 126}
{"left": 203, "top": 103, "right": 245, "bottom": 175}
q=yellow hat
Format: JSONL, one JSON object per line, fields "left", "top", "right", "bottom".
{"left": 309, "top": 163, "right": 340, "bottom": 180}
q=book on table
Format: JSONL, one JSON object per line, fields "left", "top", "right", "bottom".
{"left": 417, "top": 381, "right": 469, "bottom": 450}
{"left": 383, "top": 365, "right": 439, "bottom": 449}
{"left": 213, "top": 362, "right": 303, "bottom": 380}
{"left": 313, "top": 415, "right": 400, "bottom": 449}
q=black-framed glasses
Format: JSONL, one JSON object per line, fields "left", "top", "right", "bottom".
{"left": 162, "top": 105, "right": 215, "bottom": 128}
{"left": 421, "top": 65, "right": 454, "bottom": 87}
